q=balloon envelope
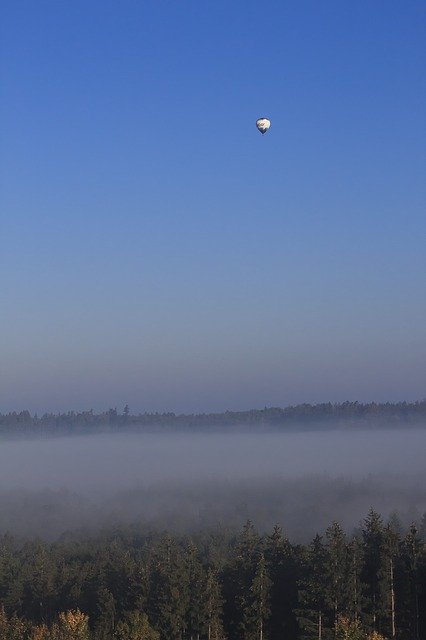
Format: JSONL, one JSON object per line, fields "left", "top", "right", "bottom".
{"left": 256, "top": 118, "right": 271, "bottom": 134}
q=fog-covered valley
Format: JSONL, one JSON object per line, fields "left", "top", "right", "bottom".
{"left": 1, "top": 427, "right": 425, "bottom": 540}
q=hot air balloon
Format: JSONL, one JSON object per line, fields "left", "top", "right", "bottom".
{"left": 256, "top": 118, "right": 271, "bottom": 134}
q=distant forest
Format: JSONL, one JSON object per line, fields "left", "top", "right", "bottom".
{"left": 1, "top": 400, "right": 425, "bottom": 438}
{"left": 0, "top": 510, "right": 425, "bottom": 639}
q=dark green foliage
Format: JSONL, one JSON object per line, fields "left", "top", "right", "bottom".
{"left": 222, "top": 520, "right": 262, "bottom": 639}
{"left": 361, "top": 509, "right": 386, "bottom": 632}
{"left": 297, "top": 534, "right": 329, "bottom": 640}
{"left": 205, "top": 567, "right": 225, "bottom": 640}
{"left": 346, "top": 536, "right": 366, "bottom": 624}
{"left": 94, "top": 588, "right": 115, "bottom": 640}
{"left": 146, "top": 535, "right": 189, "bottom": 639}
{"left": 324, "top": 521, "right": 350, "bottom": 628}
{"left": 0, "top": 513, "right": 425, "bottom": 639}
{"left": 265, "top": 525, "right": 299, "bottom": 640}
{"left": 402, "top": 524, "right": 422, "bottom": 640}
{"left": 114, "top": 611, "right": 159, "bottom": 639}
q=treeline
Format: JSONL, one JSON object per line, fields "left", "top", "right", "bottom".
{"left": 0, "top": 510, "right": 425, "bottom": 639}
{"left": 1, "top": 400, "right": 426, "bottom": 438}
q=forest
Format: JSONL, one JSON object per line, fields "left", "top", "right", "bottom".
{"left": 0, "top": 510, "right": 425, "bottom": 640}
{"left": 1, "top": 401, "right": 426, "bottom": 439}
{"left": 1, "top": 406, "right": 425, "bottom": 638}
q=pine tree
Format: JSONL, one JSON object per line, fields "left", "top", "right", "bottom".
{"left": 249, "top": 552, "right": 271, "bottom": 640}
{"left": 185, "top": 543, "right": 206, "bottom": 640}
{"left": 0, "top": 534, "right": 26, "bottom": 617}
{"left": 93, "top": 587, "right": 115, "bottom": 640}
{"left": 297, "top": 535, "right": 328, "bottom": 640}
{"left": 346, "top": 536, "right": 365, "bottom": 624}
{"left": 379, "top": 522, "right": 402, "bottom": 639}
{"left": 361, "top": 509, "right": 385, "bottom": 635}
{"left": 205, "top": 568, "right": 225, "bottom": 640}
{"left": 147, "top": 535, "right": 189, "bottom": 640}
{"left": 324, "top": 522, "right": 349, "bottom": 629}
{"left": 402, "top": 524, "right": 423, "bottom": 640}
{"left": 19, "top": 542, "right": 57, "bottom": 624}
{"left": 264, "top": 525, "right": 299, "bottom": 640}
{"left": 222, "top": 520, "right": 261, "bottom": 640}
{"left": 114, "top": 611, "right": 159, "bottom": 640}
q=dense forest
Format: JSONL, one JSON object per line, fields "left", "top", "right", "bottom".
{"left": 1, "top": 405, "right": 425, "bottom": 638}
{"left": 1, "top": 401, "right": 426, "bottom": 438}
{"left": 0, "top": 511, "right": 425, "bottom": 639}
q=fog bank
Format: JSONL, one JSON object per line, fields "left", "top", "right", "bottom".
{"left": 0, "top": 428, "right": 425, "bottom": 540}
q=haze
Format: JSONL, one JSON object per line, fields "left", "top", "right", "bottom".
{"left": 1, "top": 427, "right": 425, "bottom": 540}
{"left": 2, "top": 1, "right": 426, "bottom": 414}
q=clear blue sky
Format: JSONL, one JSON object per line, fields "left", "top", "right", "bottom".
{"left": 1, "top": 1, "right": 425, "bottom": 414}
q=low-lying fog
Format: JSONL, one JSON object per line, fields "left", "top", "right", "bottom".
{"left": 0, "top": 428, "right": 425, "bottom": 540}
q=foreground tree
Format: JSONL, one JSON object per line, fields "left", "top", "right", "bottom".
{"left": 335, "top": 616, "right": 364, "bottom": 640}
{"left": 402, "top": 524, "right": 422, "bottom": 640}
{"left": 249, "top": 552, "right": 271, "bottom": 640}
{"left": 361, "top": 510, "right": 386, "bottom": 635}
{"left": 297, "top": 535, "right": 328, "bottom": 640}
{"left": 147, "top": 535, "right": 189, "bottom": 640}
{"left": 113, "top": 611, "right": 159, "bottom": 640}
{"left": 324, "top": 522, "right": 349, "bottom": 629}
{"left": 264, "top": 526, "right": 299, "bottom": 640}
{"left": 346, "top": 536, "right": 365, "bottom": 624}
{"left": 205, "top": 568, "right": 226, "bottom": 640}
{"left": 222, "top": 520, "right": 264, "bottom": 639}
{"left": 50, "top": 610, "right": 91, "bottom": 640}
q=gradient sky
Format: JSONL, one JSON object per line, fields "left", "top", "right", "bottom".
{"left": 1, "top": 1, "right": 425, "bottom": 414}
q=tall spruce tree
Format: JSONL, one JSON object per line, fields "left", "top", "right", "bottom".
{"left": 114, "top": 611, "right": 159, "bottom": 640}
{"left": 185, "top": 543, "right": 206, "bottom": 640}
{"left": 93, "top": 587, "right": 115, "bottom": 640}
{"left": 147, "top": 535, "right": 189, "bottom": 640}
{"left": 346, "top": 536, "right": 365, "bottom": 624}
{"left": 380, "top": 523, "right": 401, "bottom": 639}
{"left": 402, "top": 524, "right": 423, "bottom": 640}
{"left": 249, "top": 552, "right": 271, "bottom": 640}
{"left": 223, "top": 520, "right": 261, "bottom": 640}
{"left": 324, "top": 522, "right": 349, "bottom": 629}
{"left": 205, "top": 568, "right": 226, "bottom": 640}
{"left": 264, "top": 525, "right": 299, "bottom": 640}
{"left": 297, "top": 534, "right": 329, "bottom": 640}
{"left": 361, "top": 509, "right": 386, "bottom": 635}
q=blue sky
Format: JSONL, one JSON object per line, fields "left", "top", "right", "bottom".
{"left": 1, "top": 0, "right": 425, "bottom": 414}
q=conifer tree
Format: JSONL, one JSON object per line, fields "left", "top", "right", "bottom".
{"left": 222, "top": 520, "right": 261, "bottom": 640}
{"left": 297, "top": 535, "right": 328, "bottom": 640}
{"left": 380, "top": 523, "right": 400, "bottom": 639}
{"left": 0, "top": 534, "right": 25, "bottom": 617}
{"left": 113, "top": 611, "right": 159, "bottom": 640}
{"left": 185, "top": 543, "right": 206, "bottom": 640}
{"left": 324, "top": 522, "right": 349, "bottom": 629}
{"left": 346, "top": 536, "right": 365, "bottom": 624}
{"left": 21, "top": 543, "right": 56, "bottom": 624}
{"left": 205, "top": 568, "right": 225, "bottom": 640}
{"left": 264, "top": 525, "right": 299, "bottom": 640}
{"left": 249, "top": 552, "right": 271, "bottom": 640}
{"left": 93, "top": 587, "right": 115, "bottom": 640}
{"left": 402, "top": 523, "right": 423, "bottom": 640}
{"left": 361, "top": 509, "right": 385, "bottom": 635}
{"left": 147, "top": 535, "right": 189, "bottom": 640}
